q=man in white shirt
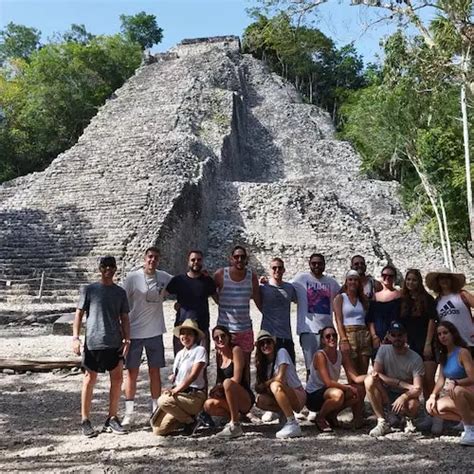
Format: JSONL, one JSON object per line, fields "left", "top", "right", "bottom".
{"left": 121, "top": 246, "right": 172, "bottom": 427}
{"left": 291, "top": 253, "right": 340, "bottom": 378}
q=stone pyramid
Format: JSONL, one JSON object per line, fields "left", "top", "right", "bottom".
{"left": 0, "top": 36, "right": 470, "bottom": 306}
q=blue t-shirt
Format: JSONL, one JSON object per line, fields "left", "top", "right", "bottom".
{"left": 260, "top": 281, "right": 297, "bottom": 340}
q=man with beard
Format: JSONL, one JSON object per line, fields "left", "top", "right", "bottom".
{"left": 365, "top": 321, "right": 424, "bottom": 437}
{"left": 291, "top": 253, "right": 340, "bottom": 378}
{"left": 350, "top": 255, "right": 382, "bottom": 300}
{"left": 166, "top": 250, "right": 217, "bottom": 354}
{"left": 121, "top": 247, "right": 172, "bottom": 428}
{"left": 214, "top": 245, "right": 262, "bottom": 382}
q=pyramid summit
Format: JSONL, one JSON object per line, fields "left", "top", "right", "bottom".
{"left": 0, "top": 36, "right": 471, "bottom": 306}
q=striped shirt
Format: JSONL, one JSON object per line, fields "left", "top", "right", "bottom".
{"left": 217, "top": 267, "right": 253, "bottom": 332}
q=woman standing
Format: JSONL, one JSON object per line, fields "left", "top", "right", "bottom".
{"left": 426, "top": 321, "right": 474, "bottom": 446}
{"left": 203, "top": 325, "right": 254, "bottom": 438}
{"left": 367, "top": 265, "right": 401, "bottom": 353}
{"left": 254, "top": 330, "right": 306, "bottom": 438}
{"left": 306, "top": 326, "right": 366, "bottom": 432}
{"left": 150, "top": 319, "right": 207, "bottom": 436}
{"left": 400, "top": 269, "right": 438, "bottom": 398}
{"left": 334, "top": 270, "right": 371, "bottom": 375}
{"left": 426, "top": 268, "right": 474, "bottom": 354}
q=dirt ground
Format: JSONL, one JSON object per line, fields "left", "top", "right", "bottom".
{"left": 0, "top": 301, "right": 471, "bottom": 472}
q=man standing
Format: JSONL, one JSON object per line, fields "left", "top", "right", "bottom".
{"left": 72, "top": 255, "right": 130, "bottom": 438}
{"left": 214, "top": 245, "right": 262, "bottom": 374}
{"left": 350, "top": 255, "right": 382, "bottom": 300}
{"left": 365, "top": 321, "right": 424, "bottom": 437}
{"left": 291, "top": 253, "right": 340, "bottom": 378}
{"left": 260, "top": 257, "right": 297, "bottom": 363}
{"left": 121, "top": 247, "right": 172, "bottom": 427}
{"left": 166, "top": 250, "right": 217, "bottom": 354}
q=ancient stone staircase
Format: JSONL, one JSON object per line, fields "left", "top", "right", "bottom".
{"left": 0, "top": 36, "right": 471, "bottom": 310}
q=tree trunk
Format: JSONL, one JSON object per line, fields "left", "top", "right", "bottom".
{"left": 440, "top": 195, "right": 454, "bottom": 270}
{"left": 407, "top": 152, "right": 451, "bottom": 266}
{"left": 460, "top": 47, "right": 473, "bottom": 239}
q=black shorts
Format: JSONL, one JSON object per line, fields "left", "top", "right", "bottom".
{"left": 306, "top": 387, "right": 327, "bottom": 412}
{"left": 82, "top": 344, "right": 123, "bottom": 373}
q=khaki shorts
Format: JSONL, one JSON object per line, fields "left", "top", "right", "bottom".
{"left": 345, "top": 326, "right": 372, "bottom": 358}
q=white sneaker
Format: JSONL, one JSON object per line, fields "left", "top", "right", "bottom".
{"left": 307, "top": 411, "right": 317, "bottom": 422}
{"left": 459, "top": 427, "right": 474, "bottom": 446}
{"left": 369, "top": 418, "right": 391, "bottom": 437}
{"left": 431, "top": 417, "right": 444, "bottom": 435}
{"left": 261, "top": 411, "right": 277, "bottom": 423}
{"left": 121, "top": 413, "right": 134, "bottom": 428}
{"left": 216, "top": 422, "right": 244, "bottom": 438}
{"left": 404, "top": 418, "right": 416, "bottom": 434}
{"left": 276, "top": 420, "right": 302, "bottom": 439}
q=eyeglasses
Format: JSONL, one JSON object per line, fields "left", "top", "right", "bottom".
{"left": 213, "top": 334, "right": 227, "bottom": 342}
{"left": 271, "top": 266, "right": 284, "bottom": 271}
{"left": 381, "top": 273, "right": 395, "bottom": 279}
{"left": 324, "top": 333, "right": 338, "bottom": 340}
{"left": 233, "top": 255, "right": 246, "bottom": 261}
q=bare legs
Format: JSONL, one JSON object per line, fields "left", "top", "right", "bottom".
{"left": 204, "top": 379, "right": 252, "bottom": 423}
{"left": 256, "top": 381, "right": 302, "bottom": 418}
{"left": 81, "top": 361, "right": 123, "bottom": 421}
{"left": 428, "top": 387, "right": 474, "bottom": 424}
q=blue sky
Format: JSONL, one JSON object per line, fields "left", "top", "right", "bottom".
{"left": 0, "top": 0, "right": 404, "bottom": 64}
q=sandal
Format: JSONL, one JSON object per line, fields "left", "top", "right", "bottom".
{"left": 315, "top": 416, "right": 333, "bottom": 433}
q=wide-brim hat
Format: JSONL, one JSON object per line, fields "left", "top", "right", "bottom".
{"left": 173, "top": 319, "right": 205, "bottom": 341}
{"left": 255, "top": 329, "right": 276, "bottom": 346}
{"left": 425, "top": 267, "right": 466, "bottom": 293}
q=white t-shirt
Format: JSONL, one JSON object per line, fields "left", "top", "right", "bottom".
{"left": 121, "top": 268, "right": 172, "bottom": 339}
{"left": 268, "top": 348, "right": 303, "bottom": 389}
{"left": 291, "top": 272, "right": 341, "bottom": 334}
{"left": 173, "top": 345, "right": 208, "bottom": 390}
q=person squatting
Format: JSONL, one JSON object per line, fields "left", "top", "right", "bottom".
{"left": 72, "top": 247, "right": 474, "bottom": 445}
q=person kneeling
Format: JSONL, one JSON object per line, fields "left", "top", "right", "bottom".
{"left": 254, "top": 330, "right": 306, "bottom": 439}
{"left": 365, "top": 321, "right": 424, "bottom": 437}
{"left": 306, "top": 326, "right": 366, "bottom": 432}
{"left": 204, "top": 326, "right": 255, "bottom": 438}
{"left": 426, "top": 321, "right": 474, "bottom": 446}
{"left": 150, "top": 319, "right": 207, "bottom": 436}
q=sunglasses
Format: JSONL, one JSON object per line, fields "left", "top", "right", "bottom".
{"left": 213, "top": 334, "right": 227, "bottom": 341}
{"left": 271, "top": 266, "right": 284, "bottom": 271}
{"left": 324, "top": 333, "right": 338, "bottom": 340}
{"left": 259, "top": 339, "right": 274, "bottom": 346}
{"left": 233, "top": 255, "right": 246, "bottom": 261}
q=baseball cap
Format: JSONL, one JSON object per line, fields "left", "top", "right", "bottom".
{"left": 389, "top": 321, "right": 406, "bottom": 334}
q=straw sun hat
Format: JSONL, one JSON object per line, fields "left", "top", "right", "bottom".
{"left": 173, "top": 319, "right": 205, "bottom": 341}
{"left": 425, "top": 267, "right": 466, "bottom": 293}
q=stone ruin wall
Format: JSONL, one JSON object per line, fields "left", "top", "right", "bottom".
{"left": 0, "top": 35, "right": 472, "bottom": 308}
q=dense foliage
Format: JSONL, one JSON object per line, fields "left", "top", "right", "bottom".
{"left": 242, "top": 14, "right": 366, "bottom": 122}
{"left": 0, "top": 13, "right": 163, "bottom": 183}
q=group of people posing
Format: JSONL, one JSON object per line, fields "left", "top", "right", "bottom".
{"left": 72, "top": 246, "right": 474, "bottom": 445}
